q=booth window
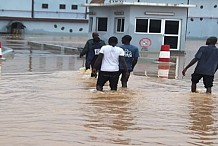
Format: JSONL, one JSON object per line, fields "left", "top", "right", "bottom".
{"left": 135, "top": 18, "right": 161, "bottom": 33}
{"left": 136, "top": 19, "right": 148, "bottom": 33}
{"left": 97, "top": 17, "right": 108, "bottom": 31}
{"left": 71, "top": 5, "right": 78, "bottom": 10}
{"left": 165, "top": 20, "right": 179, "bottom": 34}
{"left": 59, "top": 4, "right": 66, "bottom": 10}
{"left": 115, "top": 18, "right": 125, "bottom": 33}
{"left": 164, "top": 36, "right": 178, "bottom": 49}
{"left": 149, "top": 19, "right": 161, "bottom": 33}
{"left": 42, "top": 4, "right": 48, "bottom": 9}
{"left": 164, "top": 20, "right": 180, "bottom": 49}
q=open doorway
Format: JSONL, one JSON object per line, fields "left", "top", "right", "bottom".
{"left": 8, "top": 21, "right": 26, "bottom": 36}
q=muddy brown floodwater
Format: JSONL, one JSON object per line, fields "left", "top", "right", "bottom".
{"left": 0, "top": 35, "right": 218, "bottom": 146}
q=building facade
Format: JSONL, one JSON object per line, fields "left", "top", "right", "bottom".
{"left": 84, "top": 1, "right": 195, "bottom": 52}
{"left": 0, "top": 0, "right": 217, "bottom": 39}
{"left": 0, "top": 0, "right": 88, "bottom": 35}
{"left": 104, "top": 0, "right": 218, "bottom": 39}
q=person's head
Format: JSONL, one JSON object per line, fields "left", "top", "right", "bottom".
{"left": 122, "top": 35, "right": 132, "bottom": 45}
{"left": 92, "top": 32, "right": 99, "bottom": 39}
{"left": 206, "top": 36, "right": 217, "bottom": 45}
{"left": 108, "top": 36, "right": 118, "bottom": 47}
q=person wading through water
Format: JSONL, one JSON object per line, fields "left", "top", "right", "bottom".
{"left": 119, "top": 35, "right": 139, "bottom": 88}
{"left": 182, "top": 36, "right": 218, "bottom": 94}
{"left": 80, "top": 32, "right": 105, "bottom": 77}
{"left": 92, "top": 36, "right": 129, "bottom": 91}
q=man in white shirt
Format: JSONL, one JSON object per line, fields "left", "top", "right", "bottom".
{"left": 93, "top": 36, "right": 128, "bottom": 91}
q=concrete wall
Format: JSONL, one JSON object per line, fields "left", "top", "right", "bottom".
{"left": 0, "top": 0, "right": 31, "bottom": 17}
{"left": 23, "top": 21, "right": 88, "bottom": 34}
{"left": 187, "top": 0, "right": 218, "bottom": 38}
{"left": 34, "top": 0, "right": 87, "bottom": 19}
{"left": 0, "top": 0, "right": 87, "bottom": 19}
{"left": 0, "top": 0, "right": 88, "bottom": 34}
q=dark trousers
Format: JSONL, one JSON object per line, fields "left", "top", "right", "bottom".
{"left": 191, "top": 73, "right": 214, "bottom": 88}
{"left": 119, "top": 69, "right": 131, "bottom": 87}
{"left": 119, "top": 69, "right": 130, "bottom": 82}
{"left": 96, "top": 71, "right": 120, "bottom": 91}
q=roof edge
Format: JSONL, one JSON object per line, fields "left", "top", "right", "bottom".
{"left": 82, "top": 2, "right": 196, "bottom": 8}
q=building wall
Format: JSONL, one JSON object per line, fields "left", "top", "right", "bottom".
{"left": 137, "top": 0, "right": 188, "bottom": 4}
{"left": 105, "top": 0, "right": 189, "bottom": 4}
{"left": 0, "top": 0, "right": 32, "bottom": 17}
{"left": 187, "top": 0, "right": 218, "bottom": 38}
{"left": 0, "top": 0, "right": 88, "bottom": 34}
{"left": 0, "top": 0, "right": 87, "bottom": 19}
{"left": 24, "top": 21, "right": 88, "bottom": 34}
{"left": 34, "top": 0, "right": 87, "bottom": 19}
{"left": 89, "top": 5, "right": 188, "bottom": 52}
{"left": 128, "top": 6, "right": 187, "bottom": 52}
{"left": 1, "top": 0, "right": 217, "bottom": 38}
{"left": 105, "top": 0, "right": 218, "bottom": 39}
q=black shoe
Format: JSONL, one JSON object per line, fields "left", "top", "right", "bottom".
{"left": 91, "top": 73, "right": 97, "bottom": 78}
{"left": 96, "top": 85, "right": 103, "bottom": 91}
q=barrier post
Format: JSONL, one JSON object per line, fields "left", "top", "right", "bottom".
{"left": 158, "top": 45, "right": 170, "bottom": 62}
{"left": 157, "top": 45, "right": 171, "bottom": 78}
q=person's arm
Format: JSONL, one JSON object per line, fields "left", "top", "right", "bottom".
{"left": 132, "top": 58, "right": 138, "bottom": 70}
{"left": 132, "top": 47, "right": 139, "bottom": 70}
{"left": 182, "top": 58, "right": 198, "bottom": 76}
{"left": 119, "top": 56, "right": 129, "bottom": 77}
{"left": 80, "top": 41, "right": 90, "bottom": 57}
{"left": 92, "top": 53, "right": 103, "bottom": 74}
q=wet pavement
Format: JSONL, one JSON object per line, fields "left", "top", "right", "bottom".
{"left": 0, "top": 34, "right": 218, "bottom": 146}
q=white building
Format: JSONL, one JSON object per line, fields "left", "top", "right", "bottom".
{"left": 84, "top": 1, "right": 195, "bottom": 52}
{"left": 0, "top": 0, "right": 88, "bottom": 34}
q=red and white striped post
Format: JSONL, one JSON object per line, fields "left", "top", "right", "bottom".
{"left": 158, "top": 64, "right": 170, "bottom": 78}
{"left": 157, "top": 45, "right": 171, "bottom": 78}
{"left": 158, "top": 45, "right": 170, "bottom": 62}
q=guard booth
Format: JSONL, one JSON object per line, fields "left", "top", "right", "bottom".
{"left": 83, "top": 1, "right": 195, "bottom": 53}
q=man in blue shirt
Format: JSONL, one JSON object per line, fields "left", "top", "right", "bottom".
{"left": 119, "top": 35, "right": 139, "bottom": 88}
{"left": 182, "top": 36, "right": 218, "bottom": 94}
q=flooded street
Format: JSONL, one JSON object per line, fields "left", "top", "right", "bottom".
{"left": 0, "top": 35, "right": 218, "bottom": 145}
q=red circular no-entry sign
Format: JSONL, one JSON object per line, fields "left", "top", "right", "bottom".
{"left": 139, "top": 38, "right": 152, "bottom": 48}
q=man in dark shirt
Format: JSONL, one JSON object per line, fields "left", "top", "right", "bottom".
{"left": 119, "top": 35, "right": 139, "bottom": 88}
{"left": 80, "top": 32, "right": 105, "bottom": 77}
{"left": 182, "top": 36, "right": 218, "bottom": 93}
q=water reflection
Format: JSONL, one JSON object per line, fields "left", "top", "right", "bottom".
{"left": 39, "top": 56, "right": 46, "bottom": 72}
{"left": 84, "top": 90, "right": 136, "bottom": 145}
{"left": 134, "top": 54, "right": 185, "bottom": 79}
{"left": 188, "top": 94, "right": 217, "bottom": 145}
{"left": 80, "top": 75, "right": 137, "bottom": 145}
{"left": 2, "top": 49, "right": 84, "bottom": 74}
{"left": 0, "top": 61, "right": 2, "bottom": 76}
{"left": 1, "top": 34, "right": 188, "bottom": 80}
{"left": 28, "top": 48, "right": 32, "bottom": 72}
